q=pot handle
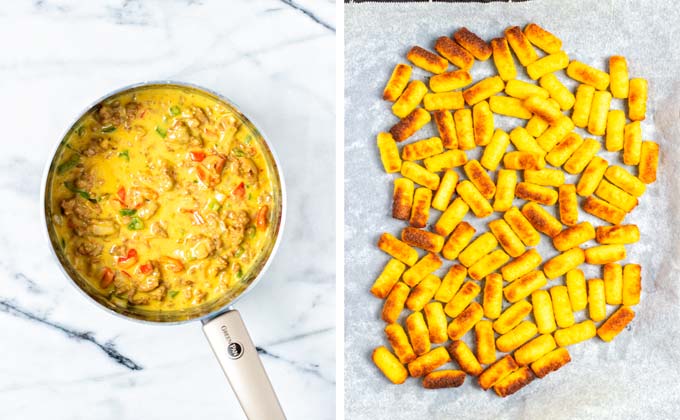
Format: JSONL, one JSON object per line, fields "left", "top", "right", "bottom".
{"left": 202, "top": 309, "right": 286, "bottom": 420}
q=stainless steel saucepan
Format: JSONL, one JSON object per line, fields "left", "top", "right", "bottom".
{"left": 41, "top": 82, "right": 287, "bottom": 420}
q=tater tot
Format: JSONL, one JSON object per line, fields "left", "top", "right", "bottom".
{"left": 383, "top": 63, "right": 413, "bottom": 102}
{"left": 432, "top": 110, "right": 458, "bottom": 149}
{"left": 434, "top": 264, "right": 466, "bottom": 303}
{"left": 489, "top": 219, "right": 526, "bottom": 257}
{"left": 505, "top": 79, "right": 549, "bottom": 100}
{"left": 550, "top": 286, "right": 575, "bottom": 328}
{"left": 587, "top": 90, "right": 611, "bottom": 136}
{"left": 447, "top": 302, "right": 484, "bottom": 340}
{"left": 463, "top": 76, "right": 505, "bottom": 106}
{"left": 523, "top": 95, "right": 563, "bottom": 125}
{"left": 503, "top": 151, "right": 544, "bottom": 171}
{"left": 402, "top": 137, "right": 444, "bottom": 161}
{"left": 623, "top": 121, "right": 642, "bottom": 166}
{"left": 423, "top": 92, "right": 466, "bottom": 112}
{"left": 543, "top": 248, "right": 585, "bottom": 280}
{"left": 423, "top": 370, "right": 466, "bottom": 389}
{"left": 526, "top": 51, "right": 569, "bottom": 80}
{"left": 454, "top": 27, "right": 492, "bottom": 61}
{"left": 496, "top": 321, "right": 538, "bottom": 353}
{"left": 566, "top": 269, "right": 587, "bottom": 311}
{"left": 566, "top": 60, "right": 610, "bottom": 90}
{"left": 409, "top": 187, "right": 431, "bottom": 228}
{"left": 435, "top": 36, "right": 474, "bottom": 70}
{"left": 482, "top": 129, "right": 510, "bottom": 171}
{"left": 504, "top": 206, "right": 541, "bottom": 247}
{"left": 605, "top": 109, "right": 625, "bottom": 152}
{"left": 424, "top": 301, "right": 449, "bottom": 344}
{"left": 382, "top": 282, "right": 410, "bottom": 324}
{"left": 583, "top": 196, "right": 626, "bottom": 225}
{"left": 445, "top": 281, "right": 481, "bottom": 318}
{"left": 372, "top": 346, "right": 408, "bottom": 384}
{"left": 407, "top": 46, "right": 448, "bottom": 74}
{"left": 554, "top": 320, "right": 596, "bottom": 347}
{"left": 454, "top": 108, "right": 476, "bottom": 150}
{"left": 524, "top": 23, "right": 562, "bottom": 54}
{"left": 595, "top": 180, "right": 638, "bottom": 213}
{"left": 447, "top": 340, "right": 483, "bottom": 377}
{"left": 378, "top": 233, "right": 419, "bottom": 266}
{"left": 514, "top": 334, "right": 556, "bottom": 366}
{"left": 639, "top": 141, "right": 659, "bottom": 184}
{"left": 552, "top": 222, "right": 595, "bottom": 251}
{"left": 516, "top": 182, "right": 558, "bottom": 206}
{"left": 596, "top": 224, "right": 640, "bottom": 244}
{"left": 385, "top": 323, "right": 417, "bottom": 364}
{"left": 493, "top": 169, "right": 517, "bottom": 212}
{"left": 493, "top": 300, "right": 533, "bottom": 334}
{"left": 478, "top": 355, "right": 519, "bottom": 391}
{"left": 390, "top": 108, "right": 431, "bottom": 142}
{"left": 475, "top": 320, "right": 497, "bottom": 365}
{"left": 441, "top": 220, "right": 476, "bottom": 260}
{"left": 525, "top": 169, "right": 565, "bottom": 187}
{"left": 505, "top": 26, "right": 538, "bottom": 66}
{"left": 496, "top": 368, "right": 534, "bottom": 398}
{"left": 435, "top": 197, "right": 469, "bottom": 237}
{"left": 605, "top": 165, "right": 646, "bottom": 197}
{"left": 504, "top": 270, "right": 547, "bottom": 303}
{"left": 628, "top": 78, "right": 648, "bottom": 121}
{"left": 597, "top": 306, "right": 635, "bottom": 342}
{"left": 530, "top": 347, "right": 571, "bottom": 378}
{"left": 491, "top": 37, "right": 517, "bottom": 81}
{"left": 370, "top": 258, "right": 407, "bottom": 299}
{"left": 622, "top": 264, "right": 641, "bottom": 306}
{"left": 521, "top": 201, "right": 562, "bottom": 237}
{"left": 464, "top": 159, "right": 496, "bottom": 199}
{"left": 392, "top": 80, "right": 428, "bottom": 118}
{"left": 377, "top": 132, "right": 402, "bottom": 173}
{"left": 502, "top": 249, "right": 542, "bottom": 281}
{"left": 576, "top": 156, "right": 608, "bottom": 196}
{"left": 457, "top": 180, "right": 494, "bottom": 218}
{"left": 429, "top": 69, "right": 473, "bottom": 93}
{"left": 546, "top": 132, "right": 584, "bottom": 168}
{"left": 539, "top": 73, "right": 575, "bottom": 110}
{"left": 459, "top": 232, "right": 498, "bottom": 267}
{"left": 537, "top": 116, "right": 574, "bottom": 152}
{"left": 490, "top": 96, "right": 533, "bottom": 119}
{"left": 558, "top": 184, "right": 578, "bottom": 226}
{"left": 408, "top": 346, "right": 451, "bottom": 378}
{"left": 483, "top": 273, "right": 504, "bottom": 320}
{"left": 587, "top": 279, "right": 606, "bottom": 322}
{"left": 401, "top": 161, "right": 440, "bottom": 190}
{"left": 609, "top": 55, "right": 629, "bottom": 99}
{"left": 532, "top": 290, "right": 556, "bottom": 334}
{"left": 392, "top": 178, "right": 414, "bottom": 221}
{"left": 564, "top": 138, "right": 600, "bottom": 175}
{"left": 406, "top": 311, "right": 431, "bottom": 355}
{"left": 509, "top": 127, "right": 546, "bottom": 157}
{"left": 469, "top": 249, "right": 510, "bottom": 281}
{"left": 402, "top": 252, "right": 442, "bottom": 287}
{"left": 424, "top": 150, "right": 468, "bottom": 173}
{"left": 431, "top": 169, "right": 459, "bottom": 211}
{"left": 603, "top": 263, "right": 623, "bottom": 305}
{"left": 525, "top": 115, "right": 550, "bottom": 138}
{"left": 571, "top": 84, "right": 595, "bottom": 128}
{"left": 406, "top": 273, "right": 442, "bottom": 311}
{"left": 473, "top": 101, "right": 495, "bottom": 146}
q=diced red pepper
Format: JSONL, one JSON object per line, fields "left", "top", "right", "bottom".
{"left": 117, "top": 248, "right": 138, "bottom": 268}
{"left": 139, "top": 262, "right": 153, "bottom": 275}
{"left": 232, "top": 182, "right": 246, "bottom": 199}
{"left": 190, "top": 150, "right": 206, "bottom": 162}
{"left": 256, "top": 205, "right": 269, "bottom": 230}
{"left": 117, "top": 187, "right": 126, "bottom": 203}
{"left": 100, "top": 267, "right": 115, "bottom": 288}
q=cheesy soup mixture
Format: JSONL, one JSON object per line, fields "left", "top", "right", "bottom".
{"left": 49, "top": 86, "right": 276, "bottom": 311}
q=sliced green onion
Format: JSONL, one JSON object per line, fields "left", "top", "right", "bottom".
{"left": 207, "top": 198, "right": 221, "bottom": 212}
{"left": 245, "top": 225, "right": 256, "bottom": 239}
{"left": 155, "top": 126, "right": 167, "bottom": 138}
{"left": 236, "top": 269, "right": 243, "bottom": 278}
{"left": 168, "top": 290, "right": 179, "bottom": 298}
{"left": 64, "top": 181, "right": 92, "bottom": 200}
{"left": 119, "top": 208, "right": 137, "bottom": 216}
{"left": 234, "top": 246, "right": 245, "bottom": 258}
{"left": 60, "top": 238, "right": 66, "bottom": 249}
{"left": 57, "top": 154, "right": 79, "bottom": 174}
{"left": 169, "top": 105, "right": 181, "bottom": 116}
{"left": 127, "top": 217, "right": 144, "bottom": 230}
{"left": 247, "top": 193, "right": 252, "bottom": 201}
{"left": 232, "top": 148, "right": 246, "bottom": 157}
{"left": 102, "top": 125, "right": 116, "bottom": 133}
{"left": 76, "top": 125, "right": 86, "bottom": 137}
{"left": 244, "top": 135, "right": 252, "bottom": 144}
{"left": 118, "top": 150, "right": 130, "bottom": 161}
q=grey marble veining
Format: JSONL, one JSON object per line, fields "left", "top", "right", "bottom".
{"left": 0, "top": 1, "right": 335, "bottom": 419}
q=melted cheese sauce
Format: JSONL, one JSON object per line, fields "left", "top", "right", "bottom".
{"left": 49, "top": 86, "right": 276, "bottom": 312}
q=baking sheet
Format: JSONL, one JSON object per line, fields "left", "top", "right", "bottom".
{"left": 344, "top": 0, "right": 680, "bottom": 418}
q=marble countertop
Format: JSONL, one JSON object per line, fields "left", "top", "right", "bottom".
{"left": 0, "top": 1, "right": 335, "bottom": 419}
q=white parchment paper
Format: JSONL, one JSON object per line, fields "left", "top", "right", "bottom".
{"left": 344, "top": 1, "right": 680, "bottom": 418}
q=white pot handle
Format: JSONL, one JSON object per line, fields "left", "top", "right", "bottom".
{"left": 202, "top": 309, "right": 286, "bottom": 419}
